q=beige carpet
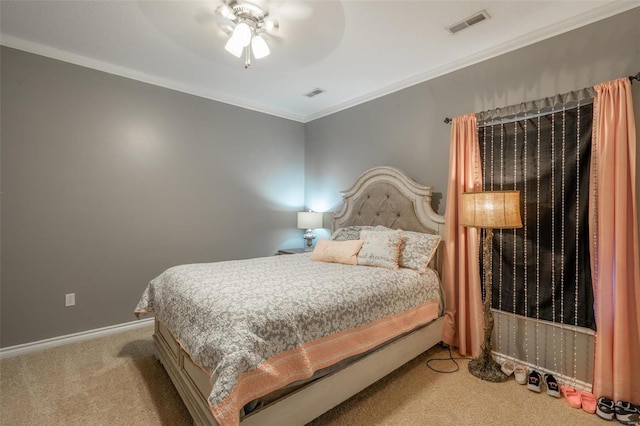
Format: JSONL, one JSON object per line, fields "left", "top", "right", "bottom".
{"left": 0, "top": 326, "right": 603, "bottom": 426}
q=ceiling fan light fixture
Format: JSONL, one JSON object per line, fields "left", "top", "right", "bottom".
{"left": 225, "top": 37, "right": 244, "bottom": 57}
{"left": 232, "top": 22, "right": 252, "bottom": 47}
{"left": 251, "top": 35, "right": 270, "bottom": 59}
{"left": 217, "top": 0, "right": 278, "bottom": 68}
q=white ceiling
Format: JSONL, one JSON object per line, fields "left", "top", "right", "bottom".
{"left": 2, "top": 1, "right": 639, "bottom": 122}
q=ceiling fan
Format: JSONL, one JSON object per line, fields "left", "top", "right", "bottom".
{"left": 215, "top": 0, "right": 280, "bottom": 68}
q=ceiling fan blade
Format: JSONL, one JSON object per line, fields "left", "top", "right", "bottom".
{"left": 217, "top": 23, "right": 234, "bottom": 36}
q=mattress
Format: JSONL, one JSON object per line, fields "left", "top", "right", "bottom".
{"left": 135, "top": 252, "right": 441, "bottom": 426}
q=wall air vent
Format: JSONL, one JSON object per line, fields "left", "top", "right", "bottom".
{"left": 447, "top": 10, "right": 490, "bottom": 34}
{"left": 304, "top": 88, "right": 325, "bottom": 98}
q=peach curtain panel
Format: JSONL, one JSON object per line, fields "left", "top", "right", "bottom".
{"left": 590, "top": 78, "right": 640, "bottom": 403}
{"left": 441, "top": 113, "right": 484, "bottom": 357}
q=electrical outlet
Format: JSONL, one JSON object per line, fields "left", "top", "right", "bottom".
{"left": 65, "top": 293, "right": 75, "bottom": 307}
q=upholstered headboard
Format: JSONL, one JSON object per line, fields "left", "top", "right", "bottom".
{"left": 332, "top": 167, "right": 446, "bottom": 274}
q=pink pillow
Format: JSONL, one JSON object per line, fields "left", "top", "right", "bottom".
{"left": 310, "top": 239, "right": 364, "bottom": 265}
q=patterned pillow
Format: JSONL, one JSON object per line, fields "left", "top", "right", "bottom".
{"left": 330, "top": 226, "right": 377, "bottom": 241}
{"left": 310, "top": 239, "right": 364, "bottom": 265}
{"left": 398, "top": 231, "right": 441, "bottom": 273}
{"left": 357, "top": 229, "right": 403, "bottom": 269}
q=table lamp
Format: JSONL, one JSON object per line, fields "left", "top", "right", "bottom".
{"left": 297, "top": 211, "right": 323, "bottom": 250}
{"left": 460, "top": 190, "right": 522, "bottom": 382}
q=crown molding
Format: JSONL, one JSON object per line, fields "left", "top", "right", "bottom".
{"left": 2, "top": 1, "right": 638, "bottom": 124}
{"left": 304, "top": 1, "right": 640, "bottom": 122}
{"left": 0, "top": 35, "right": 306, "bottom": 123}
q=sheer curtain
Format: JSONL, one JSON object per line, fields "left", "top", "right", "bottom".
{"left": 590, "top": 77, "right": 640, "bottom": 403}
{"left": 441, "top": 113, "right": 484, "bottom": 356}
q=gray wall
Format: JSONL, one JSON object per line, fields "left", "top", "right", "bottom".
{"left": 304, "top": 8, "right": 640, "bottom": 216}
{"left": 1, "top": 47, "right": 306, "bottom": 347}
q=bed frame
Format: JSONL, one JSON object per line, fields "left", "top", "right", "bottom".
{"left": 153, "top": 166, "right": 446, "bottom": 425}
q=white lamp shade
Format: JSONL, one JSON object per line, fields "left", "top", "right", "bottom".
{"left": 460, "top": 191, "right": 522, "bottom": 229}
{"left": 297, "top": 211, "right": 323, "bottom": 229}
{"left": 224, "top": 37, "right": 244, "bottom": 58}
{"left": 251, "top": 35, "right": 270, "bottom": 59}
{"left": 232, "top": 22, "right": 252, "bottom": 47}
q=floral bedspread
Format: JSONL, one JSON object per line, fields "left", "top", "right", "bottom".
{"left": 134, "top": 253, "right": 441, "bottom": 426}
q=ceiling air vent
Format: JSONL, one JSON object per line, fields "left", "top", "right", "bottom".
{"left": 447, "top": 10, "right": 490, "bottom": 34}
{"left": 304, "top": 88, "right": 325, "bottom": 98}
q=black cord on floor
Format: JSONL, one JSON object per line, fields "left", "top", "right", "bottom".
{"left": 426, "top": 343, "right": 472, "bottom": 374}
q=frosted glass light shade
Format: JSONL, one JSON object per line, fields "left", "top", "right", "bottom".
{"left": 232, "top": 22, "right": 252, "bottom": 47}
{"left": 225, "top": 37, "right": 244, "bottom": 58}
{"left": 460, "top": 191, "right": 522, "bottom": 229}
{"left": 297, "top": 211, "right": 323, "bottom": 229}
{"left": 251, "top": 35, "right": 270, "bottom": 59}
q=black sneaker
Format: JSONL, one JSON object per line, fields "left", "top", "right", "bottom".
{"left": 597, "top": 397, "right": 615, "bottom": 421}
{"left": 615, "top": 400, "right": 640, "bottom": 425}
{"left": 527, "top": 370, "right": 542, "bottom": 392}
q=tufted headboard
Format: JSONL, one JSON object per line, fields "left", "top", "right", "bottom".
{"left": 332, "top": 166, "right": 446, "bottom": 274}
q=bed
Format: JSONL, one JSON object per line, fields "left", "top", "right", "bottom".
{"left": 135, "top": 166, "right": 446, "bottom": 426}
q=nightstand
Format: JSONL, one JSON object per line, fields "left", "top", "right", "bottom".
{"left": 277, "top": 248, "right": 311, "bottom": 255}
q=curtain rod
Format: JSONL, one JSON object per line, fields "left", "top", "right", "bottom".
{"left": 443, "top": 72, "right": 640, "bottom": 125}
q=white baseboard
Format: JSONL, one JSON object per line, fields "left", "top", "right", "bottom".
{"left": 0, "top": 318, "right": 154, "bottom": 360}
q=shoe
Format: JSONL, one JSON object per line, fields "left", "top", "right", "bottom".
{"left": 543, "top": 374, "right": 560, "bottom": 398}
{"left": 615, "top": 400, "right": 640, "bottom": 425}
{"left": 579, "top": 391, "right": 597, "bottom": 414}
{"left": 514, "top": 365, "right": 528, "bottom": 384}
{"left": 596, "top": 397, "right": 615, "bottom": 421}
{"left": 527, "top": 370, "right": 542, "bottom": 392}
{"left": 560, "top": 385, "right": 582, "bottom": 409}
{"left": 501, "top": 359, "right": 516, "bottom": 376}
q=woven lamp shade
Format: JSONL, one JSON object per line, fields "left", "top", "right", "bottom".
{"left": 460, "top": 191, "right": 522, "bottom": 229}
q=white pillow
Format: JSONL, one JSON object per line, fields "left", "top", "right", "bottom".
{"left": 398, "top": 231, "right": 441, "bottom": 272}
{"left": 357, "top": 229, "right": 403, "bottom": 269}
